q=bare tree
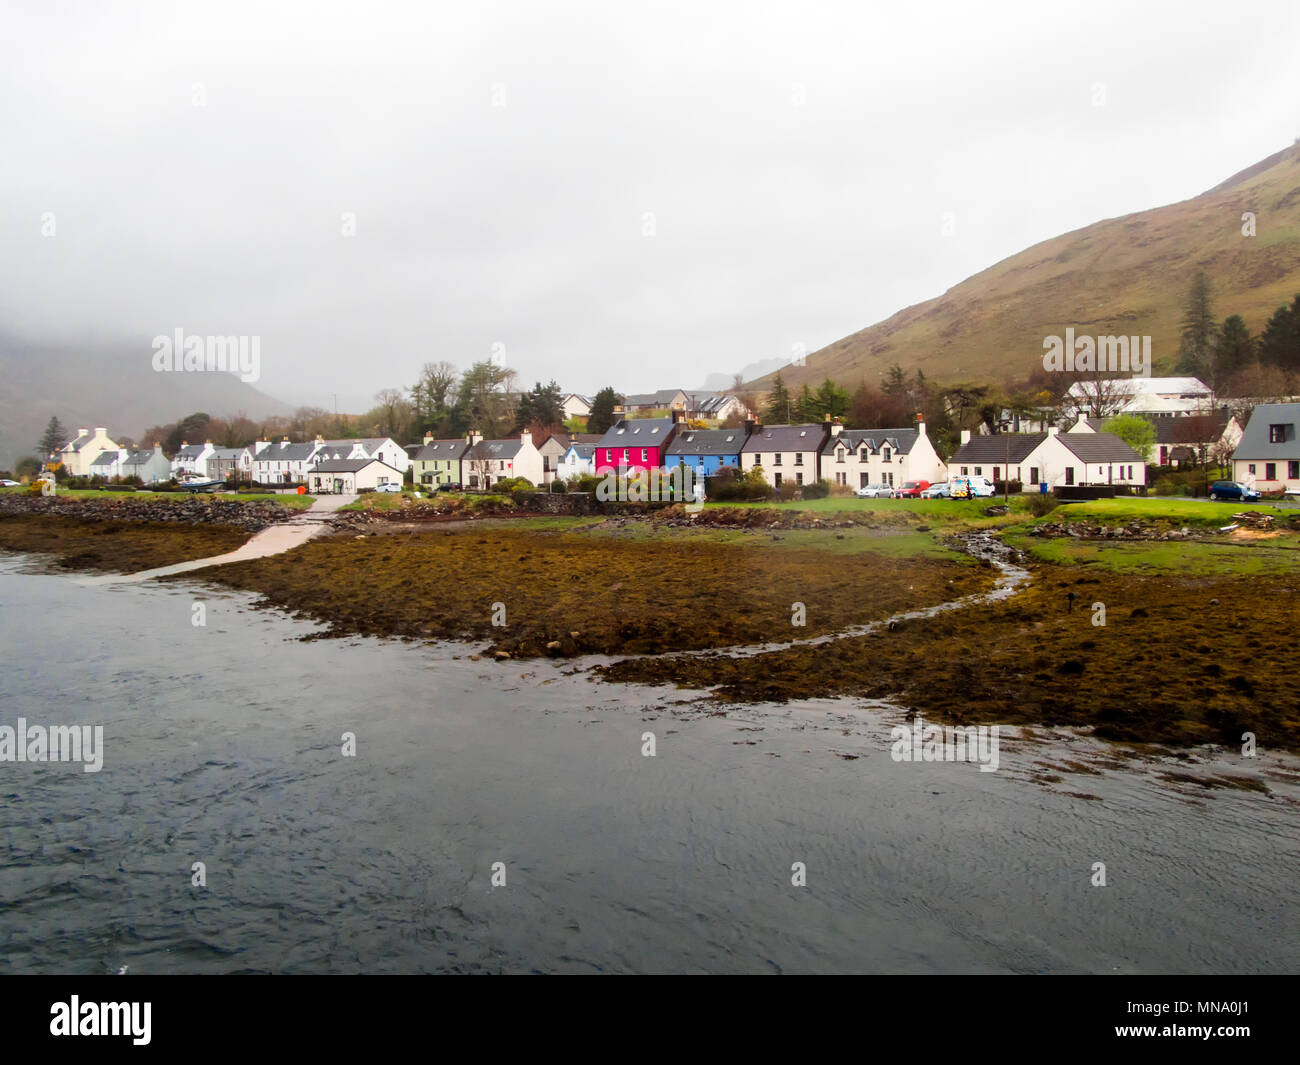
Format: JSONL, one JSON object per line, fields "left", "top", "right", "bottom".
{"left": 1063, "top": 372, "right": 1138, "bottom": 420}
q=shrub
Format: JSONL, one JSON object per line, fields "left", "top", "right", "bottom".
{"left": 992, "top": 480, "right": 1022, "bottom": 495}
{"left": 1028, "top": 493, "right": 1060, "bottom": 517}
{"left": 570, "top": 474, "right": 600, "bottom": 494}
{"left": 801, "top": 478, "right": 831, "bottom": 500}
{"left": 549, "top": 478, "right": 567, "bottom": 493}
{"left": 775, "top": 481, "right": 800, "bottom": 501}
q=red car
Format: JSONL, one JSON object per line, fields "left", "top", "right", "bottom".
{"left": 892, "top": 480, "right": 930, "bottom": 499}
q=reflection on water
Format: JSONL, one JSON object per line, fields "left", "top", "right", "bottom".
{"left": 0, "top": 556, "right": 1295, "bottom": 974}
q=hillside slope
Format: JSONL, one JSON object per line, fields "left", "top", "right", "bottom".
{"left": 0, "top": 335, "right": 294, "bottom": 467}
{"left": 757, "top": 143, "right": 1300, "bottom": 392}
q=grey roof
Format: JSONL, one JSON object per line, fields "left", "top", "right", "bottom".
{"left": 209, "top": 447, "right": 247, "bottom": 460}
{"left": 466, "top": 439, "right": 523, "bottom": 460}
{"left": 1057, "top": 433, "right": 1145, "bottom": 463}
{"left": 666, "top": 429, "right": 748, "bottom": 457}
{"left": 624, "top": 389, "right": 687, "bottom": 407}
{"left": 312, "top": 458, "right": 398, "bottom": 473}
{"left": 596, "top": 417, "right": 677, "bottom": 448}
{"left": 90, "top": 451, "right": 118, "bottom": 466}
{"left": 1232, "top": 402, "right": 1300, "bottom": 460}
{"left": 823, "top": 427, "right": 919, "bottom": 456}
{"left": 175, "top": 444, "right": 207, "bottom": 458}
{"left": 949, "top": 433, "right": 1048, "bottom": 464}
{"left": 740, "top": 424, "right": 828, "bottom": 453}
{"left": 415, "top": 439, "right": 471, "bottom": 461}
{"left": 563, "top": 442, "right": 597, "bottom": 459}
{"left": 68, "top": 435, "right": 94, "bottom": 452}
{"left": 123, "top": 448, "right": 164, "bottom": 466}
{"left": 255, "top": 442, "right": 318, "bottom": 463}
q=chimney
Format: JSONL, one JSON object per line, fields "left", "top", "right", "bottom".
{"left": 613, "top": 404, "right": 625, "bottom": 422}
{"left": 830, "top": 416, "right": 843, "bottom": 438}
{"left": 671, "top": 408, "right": 686, "bottom": 425}
{"left": 94, "top": 427, "right": 106, "bottom": 435}
{"left": 181, "top": 440, "right": 188, "bottom": 447}
{"left": 423, "top": 432, "right": 433, "bottom": 445}
{"left": 519, "top": 429, "right": 532, "bottom": 447}
{"left": 468, "top": 429, "right": 483, "bottom": 446}
{"left": 960, "top": 429, "right": 972, "bottom": 446}
{"left": 915, "top": 413, "right": 926, "bottom": 437}
{"left": 315, "top": 433, "right": 325, "bottom": 444}
{"left": 1048, "top": 426, "right": 1060, "bottom": 437}
{"left": 76, "top": 428, "right": 88, "bottom": 438}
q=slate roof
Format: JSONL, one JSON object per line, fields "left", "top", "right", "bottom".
{"left": 596, "top": 418, "right": 677, "bottom": 449}
{"left": 90, "top": 451, "right": 118, "bottom": 466}
{"left": 414, "top": 439, "right": 471, "bottom": 461}
{"left": 465, "top": 439, "right": 523, "bottom": 461}
{"left": 1144, "top": 415, "right": 1228, "bottom": 445}
{"left": 312, "top": 458, "right": 397, "bottom": 473}
{"left": 741, "top": 424, "right": 829, "bottom": 453}
{"left": 667, "top": 429, "right": 748, "bottom": 457}
{"left": 1056, "top": 433, "right": 1145, "bottom": 463}
{"left": 822, "top": 428, "right": 920, "bottom": 456}
{"left": 255, "top": 442, "right": 318, "bottom": 463}
{"left": 174, "top": 444, "right": 207, "bottom": 459}
{"left": 563, "top": 443, "right": 597, "bottom": 459}
{"left": 948, "top": 433, "right": 1048, "bottom": 464}
{"left": 123, "top": 448, "right": 163, "bottom": 466}
{"left": 624, "top": 389, "right": 687, "bottom": 408}
{"left": 1233, "top": 403, "right": 1300, "bottom": 459}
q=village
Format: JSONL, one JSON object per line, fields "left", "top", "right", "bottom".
{"left": 15, "top": 376, "right": 1300, "bottom": 503}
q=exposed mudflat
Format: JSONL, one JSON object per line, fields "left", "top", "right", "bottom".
{"left": 0, "top": 514, "right": 252, "bottom": 573}
{"left": 185, "top": 523, "right": 995, "bottom": 657}
{"left": 601, "top": 562, "right": 1300, "bottom": 751}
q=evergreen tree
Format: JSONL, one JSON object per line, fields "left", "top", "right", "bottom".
{"left": 811, "top": 378, "right": 849, "bottom": 421}
{"left": 1212, "top": 314, "right": 1255, "bottom": 386}
{"left": 1259, "top": 295, "right": 1300, "bottom": 372}
{"left": 514, "top": 380, "right": 565, "bottom": 432}
{"left": 793, "top": 384, "right": 818, "bottom": 423}
{"left": 763, "top": 374, "right": 793, "bottom": 423}
{"left": 1175, "top": 272, "right": 1219, "bottom": 379}
{"left": 37, "top": 415, "right": 67, "bottom": 457}
{"left": 586, "top": 387, "right": 621, "bottom": 434}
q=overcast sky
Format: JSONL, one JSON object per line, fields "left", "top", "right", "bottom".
{"left": 3, "top": 0, "right": 1297, "bottom": 411}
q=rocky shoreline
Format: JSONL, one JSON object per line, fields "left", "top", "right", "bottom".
{"left": 0, "top": 493, "right": 299, "bottom": 532}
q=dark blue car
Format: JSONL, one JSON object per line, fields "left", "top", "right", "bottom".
{"left": 1209, "top": 481, "right": 1261, "bottom": 502}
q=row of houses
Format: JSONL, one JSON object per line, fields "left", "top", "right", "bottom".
{"left": 47, "top": 402, "right": 1300, "bottom": 496}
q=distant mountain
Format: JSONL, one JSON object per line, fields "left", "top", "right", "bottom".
{"left": 752, "top": 143, "right": 1300, "bottom": 394}
{"left": 0, "top": 333, "right": 295, "bottom": 467}
{"left": 700, "top": 357, "right": 792, "bottom": 392}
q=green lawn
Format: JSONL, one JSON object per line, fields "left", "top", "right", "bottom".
{"left": 1032, "top": 497, "right": 1293, "bottom": 528}
{"left": 1004, "top": 529, "right": 1300, "bottom": 576}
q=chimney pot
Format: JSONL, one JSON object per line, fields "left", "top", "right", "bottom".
{"left": 960, "top": 429, "right": 972, "bottom": 446}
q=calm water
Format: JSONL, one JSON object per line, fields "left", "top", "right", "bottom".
{"left": 0, "top": 555, "right": 1296, "bottom": 974}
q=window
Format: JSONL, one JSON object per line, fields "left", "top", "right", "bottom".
{"left": 883, "top": 448, "right": 891, "bottom": 462}
{"left": 837, "top": 450, "right": 845, "bottom": 463}
{"left": 640, "top": 449, "right": 648, "bottom": 463}
{"left": 974, "top": 467, "right": 982, "bottom": 476}
{"left": 860, "top": 473, "right": 869, "bottom": 488}
{"left": 773, "top": 454, "right": 782, "bottom": 466}
{"left": 835, "top": 472, "right": 846, "bottom": 486}
{"left": 1265, "top": 463, "right": 1276, "bottom": 481}
{"left": 796, "top": 473, "right": 804, "bottom": 485}
{"left": 993, "top": 467, "right": 1000, "bottom": 482}
{"left": 1269, "top": 424, "right": 1287, "bottom": 444}
{"left": 886, "top": 471, "right": 894, "bottom": 486}
{"left": 960, "top": 466, "right": 968, "bottom": 475}
{"left": 774, "top": 472, "right": 782, "bottom": 487}
{"left": 623, "top": 449, "right": 630, "bottom": 463}
{"left": 1248, "top": 463, "right": 1256, "bottom": 474}
{"left": 794, "top": 453, "right": 803, "bottom": 466}
{"left": 860, "top": 448, "right": 869, "bottom": 462}
{"left": 1065, "top": 467, "right": 1075, "bottom": 485}
{"left": 1290, "top": 461, "right": 1299, "bottom": 479}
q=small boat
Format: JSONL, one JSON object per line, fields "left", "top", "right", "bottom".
{"left": 178, "top": 477, "right": 226, "bottom": 493}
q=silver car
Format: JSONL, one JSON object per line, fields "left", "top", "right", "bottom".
{"left": 855, "top": 483, "right": 893, "bottom": 498}
{"left": 921, "top": 482, "right": 951, "bottom": 498}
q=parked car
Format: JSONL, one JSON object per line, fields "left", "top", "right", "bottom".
{"left": 920, "top": 482, "right": 950, "bottom": 499}
{"left": 375, "top": 482, "right": 404, "bottom": 493}
{"left": 0, "top": 479, "right": 19, "bottom": 486}
{"left": 434, "top": 482, "right": 463, "bottom": 493}
{"left": 892, "top": 480, "right": 931, "bottom": 499}
{"left": 854, "top": 483, "right": 892, "bottom": 498}
{"left": 1208, "top": 481, "right": 1261, "bottom": 502}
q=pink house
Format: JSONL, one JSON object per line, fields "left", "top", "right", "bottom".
{"left": 595, "top": 408, "right": 685, "bottom": 475}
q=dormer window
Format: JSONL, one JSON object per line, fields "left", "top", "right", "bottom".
{"left": 860, "top": 448, "right": 869, "bottom": 461}
{"left": 1269, "top": 424, "right": 1289, "bottom": 443}
{"left": 883, "top": 448, "right": 892, "bottom": 462}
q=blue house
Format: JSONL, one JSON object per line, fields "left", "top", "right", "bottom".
{"left": 665, "top": 427, "right": 749, "bottom": 477}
